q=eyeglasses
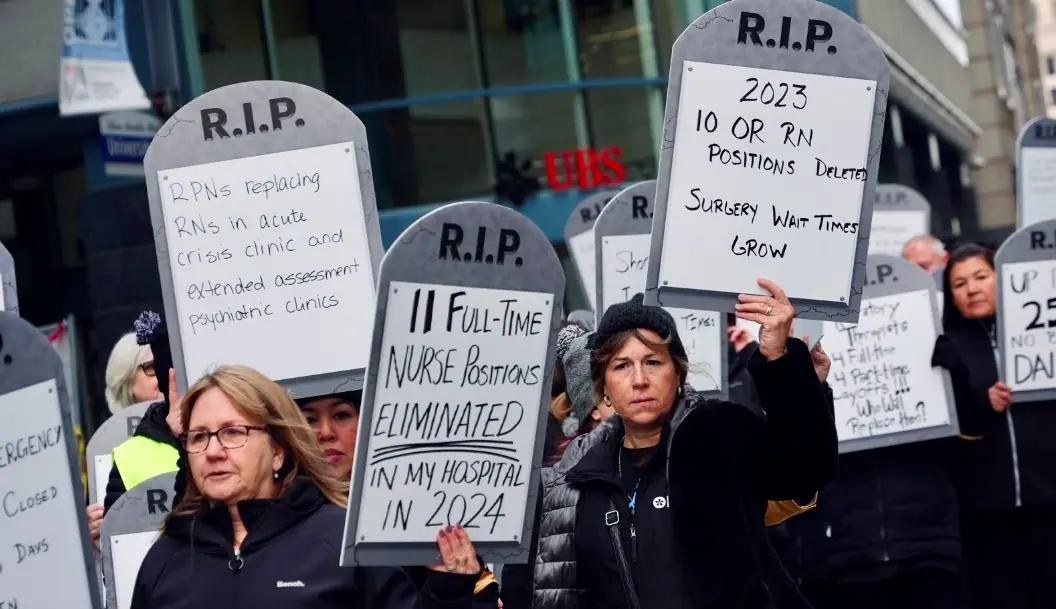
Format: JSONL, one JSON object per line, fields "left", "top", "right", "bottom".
{"left": 138, "top": 360, "right": 157, "bottom": 377}
{"left": 181, "top": 425, "right": 267, "bottom": 454}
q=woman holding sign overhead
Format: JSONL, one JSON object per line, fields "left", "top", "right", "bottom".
{"left": 932, "top": 244, "right": 1056, "bottom": 609}
{"left": 130, "top": 366, "right": 479, "bottom": 609}
{"left": 532, "top": 280, "right": 837, "bottom": 609}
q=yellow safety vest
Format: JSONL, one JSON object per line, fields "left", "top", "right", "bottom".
{"left": 111, "top": 436, "right": 180, "bottom": 491}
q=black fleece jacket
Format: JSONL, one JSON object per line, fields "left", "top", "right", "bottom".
{"left": 131, "top": 479, "right": 475, "bottom": 609}
{"left": 530, "top": 338, "right": 837, "bottom": 609}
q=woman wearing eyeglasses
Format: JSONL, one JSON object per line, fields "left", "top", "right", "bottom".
{"left": 130, "top": 365, "right": 479, "bottom": 609}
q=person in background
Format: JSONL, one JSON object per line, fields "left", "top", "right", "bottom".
{"left": 104, "top": 332, "right": 164, "bottom": 413}
{"left": 297, "top": 391, "right": 501, "bottom": 608}
{"left": 298, "top": 391, "right": 361, "bottom": 481}
{"left": 902, "top": 234, "right": 948, "bottom": 274}
{"left": 532, "top": 283, "right": 836, "bottom": 609}
{"left": 87, "top": 318, "right": 172, "bottom": 547}
{"left": 131, "top": 365, "right": 479, "bottom": 609}
{"left": 931, "top": 244, "right": 1056, "bottom": 609}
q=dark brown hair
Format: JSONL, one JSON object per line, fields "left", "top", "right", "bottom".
{"left": 590, "top": 328, "right": 689, "bottom": 405}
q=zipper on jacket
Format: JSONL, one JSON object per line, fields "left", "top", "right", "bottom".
{"left": 228, "top": 548, "right": 244, "bottom": 572}
{"left": 988, "top": 325, "right": 1023, "bottom": 508}
{"left": 629, "top": 523, "right": 638, "bottom": 563}
{"left": 1005, "top": 410, "right": 1023, "bottom": 507}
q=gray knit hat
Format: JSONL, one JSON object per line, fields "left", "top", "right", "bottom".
{"left": 555, "top": 324, "right": 586, "bottom": 361}
{"left": 561, "top": 332, "right": 595, "bottom": 437}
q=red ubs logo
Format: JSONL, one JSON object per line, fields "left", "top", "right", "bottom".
{"left": 544, "top": 146, "right": 625, "bottom": 191}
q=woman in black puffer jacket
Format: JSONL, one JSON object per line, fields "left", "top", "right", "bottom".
{"left": 931, "top": 244, "right": 1056, "bottom": 609}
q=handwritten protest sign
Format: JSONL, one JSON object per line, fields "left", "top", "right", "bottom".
{"left": 85, "top": 401, "right": 152, "bottom": 504}
{"left": 596, "top": 181, "right": 726, "bottom": 395}
{"left": 342, "top": 202, "right": 563, "bottom": 566}
{"left": 1016, "top": 117, "right": 1056, "bottom": 228}
{"left": 870, "top": 184, "right": 931, "bottom": 256}
{"left": 822, "top": 257, "right": 956, "bottom": 452}
{"left": 564, "top": 190, "right": 619, "bottom": 311}
{"left": 997, "top": 219, "right": 1056, "bottom": 401}
{"left": 101, "top": 472, "right": 177, "bottom": 609}
{"left": 0, "top": 241, "right": 15, "bottom": 313}
{"left": 646, "top": 0, "right": 889, "bottom": 323}
{"left": 0, "top": 312, "right": 101, "bottom": 609}
{"left": 144, "top": 81, "right": 383, "bottom": 397}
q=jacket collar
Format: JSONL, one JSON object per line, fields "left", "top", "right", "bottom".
{"left": 165, "top": 478, "right": 328, "bottom": 553}
{"left": 554, "top": 391, "right": 703, "bottom": 486}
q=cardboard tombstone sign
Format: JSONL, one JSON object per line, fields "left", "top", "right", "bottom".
{"left": 341, "top": 202, "right": 564, "bottom": 566}
{"left": 0, "top": 240, "right": 16, "bottom": 314}
{"left": 564, "top": 189, "right": 620, "bottom": 311}
{"left": 646, "top": 0, "right": 890, "bottom": 323}
{"left": 85, "top": 401, "right": 153, "bottom": 505}
{"left": 101, "top": 472, "right": 177, "bottom": 609}
{"left": 0, "top": 312, "right": 102, "bottom": 609}
{"left": 144, "top": 80, "right": 383, "bottom": 397}
{"left": 997, "top": 219, "right": 1056, "bottom": 402}
{"left": 822, "top": 256, "right": 957, "bottom": 453}
{"left": 595, "top": 181, "right": 727, "bottom": 396}
{"left": 870, "top": 184, "right": 931, "bottom": 256}
{"left": 1016, "top": 117, "right": 1056, "bottom": 228}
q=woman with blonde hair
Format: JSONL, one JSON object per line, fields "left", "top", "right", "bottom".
{"left": 104, "top": 332, "right": 162, "bottom": 413}
{"left": 131, "top": 365, "right": 479, "bottom": 609}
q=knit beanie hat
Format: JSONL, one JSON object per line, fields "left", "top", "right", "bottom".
{"left": 589, "top": 293, "right": 688, "bottom": 363}
{"left": 134, "top": 310, "right": 173, "bottom": 400}
{"left": 555, "top": 323, "right": 586, "bottom": 361}
{"left": 560, "top": 332, "right": 595, "bottom": 437}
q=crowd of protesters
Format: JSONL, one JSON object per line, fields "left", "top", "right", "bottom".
{"left": 72, "top": 230, "right": 1052, "bottom": 609}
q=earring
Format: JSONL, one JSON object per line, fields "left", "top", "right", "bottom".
{"left": 603, "top": 395, "right": 612, "bottom": 405}
{"left": 273, "top": 471, "right": 279, "bottom": 480}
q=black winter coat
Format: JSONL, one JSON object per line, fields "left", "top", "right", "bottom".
{"left": 131, "top": 479, "right": 475, "bottom": 609}
{"left": 532, "top": 339, "right": 837, "bottom": 609}
{"left": 933, "top": 313, "right": 1056, "bottom": 511}
{"left": 784, "top": 439, "right": 961, "bottom": 582}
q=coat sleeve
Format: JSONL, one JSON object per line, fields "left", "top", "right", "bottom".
{"left": 418, "top": 571, "right": 478, "bottom": 609}
{"left": 931, "top": 334, "right": 999, "bottom": 437}
{"left": 747, "top": 338, "right": 837, "bottom": 502}
{"left": 103, "top": 458, "right": 127, "bottom": 512}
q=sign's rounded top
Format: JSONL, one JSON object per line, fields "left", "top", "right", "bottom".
{"left": 874, "top": 184, "right": 931, "bottom": 211}
{"left": 381, "top": 201, "right": 564, "bottom": 291}
{"left": 0, "top": 311, "right": 65, "bottom": 395}
{"left": 1017, "top": 115, "right": 1056, "bottom": 148}
{"left": 564, "top": 189, "right": 622, "bottom": 237}
{"left": 595, "top": 180, "right": 656, "bottom": 235}
{"left": 145, "top": 80, "right": 364, "bottom": 166}
{"left": 996, "top": 218, "right": 1056, "bottom": 262}
{"left": 677, "top": 0, "right": 889, "bottom": 81}
{"left": 86, "top": 400, "right": 154, "bottom": 457}
{"left": 863, "top": 254, "right": 938, "bottom": 297}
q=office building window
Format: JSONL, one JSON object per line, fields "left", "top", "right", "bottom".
{"left": 1048, "top": 55, "right": 1056, "bottom": 75}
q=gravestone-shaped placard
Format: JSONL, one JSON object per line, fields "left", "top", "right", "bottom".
{"left": 144, "top": 80, "right": 383, "bottom": 397}
{"left": 341, "top": 202, "right": 564, "bottom": 566}
{"left": 101, "top": 472, "right": 177, "bottom": 609}
{"left": 0, "top": 312, "right": 101, "bottom": 609}
{"left": 595, "top": 181, "right": 727, "bottom": 396}
{"left": 870, "top": 184, "right": 931, "bottom": 256}
{"left": 1016, "top": 117, "right": 1056, "bottom": 228}
{"left": 564, "top": 189, "right": 620, "bottom": 311}
{"left": 822, "top": 256, "right": 957, "bottom": 453}
{"left": 646, "top": 0, "right": 890, "bottom": 323}
{"left": 0, "top": 240, "right": 16, "bottom": 313}
{"left": 85, "top": 401, "right": 153, "bottom": 505}
{"left": 997, "top": 219, "right": 1056, "bottom": 402}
